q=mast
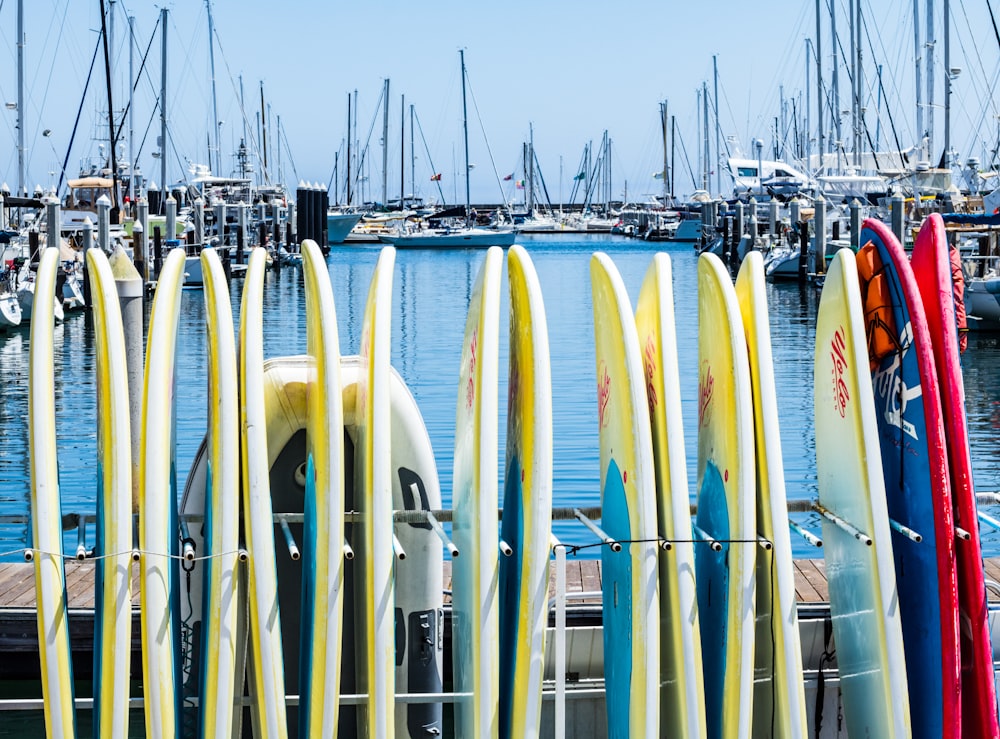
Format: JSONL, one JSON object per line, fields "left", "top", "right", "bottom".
{"left": 713, "top": 54, "right": 721, "bottom": 195}
{"left": 260, "top": 82, "right": 268, "bottom": 184}
{"left": 346, "top": 92, "right": 352, "bottom": 206}
{"left": 670, "top": 114, "right": 676, "bottom": 199}
{"left": 702, "top": 81, "right": 710, "bottom": 192}
{"left": 400, "top": 94, "right": 405, "bottom": 207}
{"left": 943, "top": 0, "right": 951, "bottom": 167}
{"left": 831, "top": 0, "right": 842, "bottom": 172}
{"left": 856, "top": 0, "right": 863, "bottom": 167}
{"left": 529, "top": 123, "right": 536, "bottom": 213}
{"left": 129, "top": 14, "right": 135, "bottom": 199}
{"left": 240, "top": 74, "right": 247, "bottom": 151}
{"left": 816, "top": 0, "right": 824, "bottom": 172}
{"left": 460, "top": 50, "right": 471, "bottom": 224}
{"left": 381, "top": 78, "right": 389, "bottom": 208}
{"left": 806, "top": 38, "right": 812, "bottom": 172}
{"left": 850, "top": 0, "right": 857, "bottom": 165}
{"left": 409, "top": 104, "right": 415, "bottom": 206}
{"left": 206, "top": 0, "right": 221, "bottom": 175}
{"left": 926, "top": 0, "right": 935, "bottom": 161}
{"left": 101, "top": 0, "right": 119, "bottom": 212}
{"left": 914, "top": 0, "right": 923, "bottom": 159}
{"left": 160, "top": 7, "right": 167, "bottom": 200}
{"left": 660, "top": 101, "right": 669, "bottom": 204}
{"left": 16, "top": 0, "right": 25, "bottom": 195}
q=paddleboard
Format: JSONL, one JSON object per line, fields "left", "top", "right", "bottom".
{"left": 857, "top": 217, "right": 960, "bottom": 739}
{"left": 86, "top": 246, "right": 133, "bottom": 739}
{"left": 814, "top": 247, "right": 909, "bottom": 738}
{"left": 695, "top": 251, "right": 755, "bottom": 739}
{"left": 734, "top": 250, "right": 807, "bottom": 738}
{"left": 911, "top": 212, "right": 1000, "bottom": 737}
{"left": 355, "top": 245, "right": 397, "bottom": 738}
{"left": 195, "top": 247, "right": 241, "bottom": 737}
{"left": 28, "top": 246, "right": 76, "bottom": 738}
{"left": 453, "top": 246, "right": 503, "bottom": 739}
{"left": 498, "top": 244, "right": 552, "bottom": 739}
{"left": 238, "top": 247, "right": 288, "bottom": 737}
{"left": 589, "top": 251, "right": 659, "bottom": 739}
{"left": 633, "top": 252, "right": 706, "bottom": 737}
{"left": 139, "top": 246, "right": 185, "bottom": 737}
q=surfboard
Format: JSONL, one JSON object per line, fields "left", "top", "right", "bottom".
{"left": 139, "top": 246, "right": 185, "bottom": 737}
{"left": 498, "top": 244, "right": 552, "bottom": 739}
{"left": 733, "top": 250, "right": 807, "bottom": 738}
{"left": 28, "top": 246, "right": 76, "bottom": 738}
{"left": 695, "top": 251, "right": 755, "bottom": 739}
{"left": 633, "top": 252, "right": 706, "bottom": 737}
{"left": 814, "top": 247, "right": 910, "bottom": 738}
{"left": 86, "top": 246, "right": 133, "bottom": 739}
{"left": 453, "top": 246, "right": 503, "bottom": 739}
{"left": 238, "top": 247, "right": 288, "bottom": 737}
{"left": 195, "top": 247, "right": 241, "bottom": 737}
{"left": 355, "top": 246, "right": 397, "bottom": 738}
{"left": 910, "top": 212, "right": 1000, "bottom": 737}
{"left": 295, "top": 238, "right": 346, "bottom": 737}
{"left": 857, "top": 217, "right": 960, "bottom": 739}
{"left": 589, "top": 251, "right": 659, "bottom": 739}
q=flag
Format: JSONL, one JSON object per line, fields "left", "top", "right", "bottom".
{"left": 430, "top": 173, "right": 442, "bottom": 181}
{"left": 573, "top": 172, "right": 586, "bottom": 181}
{"left": 503, "top": 173, "right": 513, "bottom": 181}
{"left": 515, "top": 179, "right": 525, "bottom": 189}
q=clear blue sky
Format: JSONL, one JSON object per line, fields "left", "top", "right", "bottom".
{"left": 2, "top": 0, "right": 999, "bottom": 204}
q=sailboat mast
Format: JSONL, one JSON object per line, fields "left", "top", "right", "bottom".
{"left": 460, "top": 49, "right": 471, "bottom": 224}
{"left": 943, "top": 0, "right": 951, "bottom": 166}
{"left": 926, "top": 0, "right": 935, "bottom": 160}
{"left": 260, "top": 82, "right": 268, "bottom": 184}
{"left": 207, "top": 0, "right": 221, "bottom": 175}
{"left": 16, "top": 0, "right": 25, "bottom": 196}
{"left": 400, "top": 94, "right": 405, "bottom": 207}
{"left": 381, "top": 78, "right": 389, "bottom": 207}
{"left": 346, "top": 92, "right": 352, "bottom": 206}
{"left": 160, "top": 7, "right": 167, "bottom": 197}
{"left": 101, "top": 0, "right": 119, "bottom": 211}
{"left": 660, "top": 101, "right": 668, "bottom": 204}
{"left": 129, "top": 14, "right": 135, "bottom": 199}
{"left": 914, "top": 0, "right": 923, "bottom": 158}
{"left": 410, "top": 104, "right": 415, "bottom": 206}
{"left": 816, "top": 0, "right": 824, "bottom": 172}
{"left": 713, "top": 54, "right": 721, "bottom": 196}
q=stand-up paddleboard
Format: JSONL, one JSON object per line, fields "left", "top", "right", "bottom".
{"left": 296, "top": 238, "right": 346, "bottom": 737}
{"left": 634, "top": 252, "right": 706, "bottom": 737}
{"left": 857, "top": 218, "right": 960, "bottom": 739}
{"left": 695, "top": 252, "right": 755, "bottom": 739}
{"left": 355, "top": 246, "right": 397, "bottom": 737}
{"left": 814, "top": 248, "right": 910, "bottom": 738}
{"left": 498, "top": 244, "right": 552, "bottom": 739}
{"left": 589, "top": 252, "right": 659, "bottom": 739}
{"left": 194, "top": 247, "right": 241, "bottom": 737}
{"left": 182, "top": 353, "right": 446, "bottom": 739}
{"left": 28, "top": 246, "right": 76, "bottom": 738}
{"left": 911, "top": 213, "right": 1000, "bottom": 737}
{"left": 86, "top": 247, "right": 133, "bottom": 739}
{"left": 453, "top": 246, "right": 503, "bottom": 739}
{"left": 140, "top": 247, "right": 185, "bottom": 737}
{"left": 238, "top": 247, "right": 288, "bottom": 737}
{"left": 734, "top": 250, "right": 807, "bottom": 738}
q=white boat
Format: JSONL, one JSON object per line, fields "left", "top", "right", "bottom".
{"left": 16, "top": 256, "right": 64, "bottom": 323}
{"left": 326, "top": 211, "right": 363, "bottom": 244}
{"left": 965, "top": 270, "right": 1000, "bottom": 331}
{"left": 0, "top": 268, "right": 20, "bottom": 330}
{"left": 378, "top": 225, "right": 516, "bottom": 248}
{"left": 763, "top": 245, "right": 802, "bottom": 280}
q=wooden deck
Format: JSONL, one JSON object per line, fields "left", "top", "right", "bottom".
{"left": 6, "top": 556, "right": 1000, "bottom": 610}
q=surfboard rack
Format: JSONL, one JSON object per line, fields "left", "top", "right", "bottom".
{"left": 691, "top": 524, "right": 724, "bottom": 552}
{"left": 887, "top": 518, "right": 923, "bottom": 543}
{"left": 178, "top": 519, "right": 196, "bottom": 562}
{"left": 757, "top": 536, "right": 773, "bottom": 551}
{"left": 977, "top": 510, "right": 1000, "bottom": 534}
{"left": 498, "top": 539, "right": 513, "bottom": 557}
{"left": 572, "top": 509, "right": 621, "bottom": 552}
{"left": 812, "top": 502, "right": 873, "bottom": 546}
{"left": 423, "top": 511, "right": 459, "bottom": 558}
{"left": 789, "top": 520, "right": 823, "bottom": 548}
{"left": 278, "top": 519, "right": 300, "bottom": 561}
{"left": 75, "top": 516, "right": 87, "bottom": 561}
{"left": 955, "top": 527, "right": 972, "bottom": 542}
{"left": 392, "top": 534, "right": 407, "bottom": 561}
{"left": 343, "top": 540, "right": 355, "bottom": 561}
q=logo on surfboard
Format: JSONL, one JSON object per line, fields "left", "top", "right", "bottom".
{"left": 871, "top": 320, "right": 921, "bottom": 441}
{"left": 597, "top": 361, "right": 611, "bottom": 428}
{"left": 642, "top": 334, "right": 658, "bottom": 417}
{"left": 466, "top": 329, "right": 478, "bottom": 409}
{"left": 698, "top": 360, "right": 714, "bottom": 428}
{"left": 830, "top": 326, "right": 850, "bottom": 418}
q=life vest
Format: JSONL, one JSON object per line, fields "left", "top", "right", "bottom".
{"left": 856, "top": 240, "right": 898, "bottom": 373}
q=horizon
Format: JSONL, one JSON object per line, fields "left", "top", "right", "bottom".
{"left": 2, "top": 1, "right": 999, "bottom": 206}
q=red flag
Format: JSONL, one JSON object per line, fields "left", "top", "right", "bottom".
{"left": 430, "top": 173, "right": 442, "bottom": 181}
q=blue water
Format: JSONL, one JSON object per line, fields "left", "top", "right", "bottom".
{"left": 1, "top": 233, "right": 1000, "bottom": 560}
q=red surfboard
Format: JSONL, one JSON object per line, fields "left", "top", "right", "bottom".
{"left": 911, "top": 213, "right": 1000, "bottom": 738}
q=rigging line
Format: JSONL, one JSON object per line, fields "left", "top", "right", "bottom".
{"left": 353, "top": 84, "right": 386, "bottom": 204}
{"left": 674, "top": 123, "right": 700, "bottom": 192}
{"left": 413, "top": 109, "right": 447, "bottom": 206}
{"left": 279, "top": 123, "right": 299, "bottom": 185}
{"left": 986, "top": 0, "right": 1000, "bottom": 51}
{"left": 212, "top": 34, "right": 267, "bottom": 174}
{"left": 112, "top": 17, "right": 161, "bottom": 148}
{"left": 462, "top": 71, "right": 508, "bottom": 212}
{"left": 956, "top": 0, "right": 1000, "bottom": 130}
{"left": 863, "top": 15, "right": 907, "bottom": 168}
{"left": 25, "top": 0, "right": 72, "bottom": 183}
{"left": 57, "top": 32, "right": 103, "bottom": 194}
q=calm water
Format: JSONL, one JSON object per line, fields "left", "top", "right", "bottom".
{"left": 1, "top": 233, "right": 999, "bottom": 560}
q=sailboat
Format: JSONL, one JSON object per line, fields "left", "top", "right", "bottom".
{"left": 380, "top": 50, "right": 516, "bottom": 249}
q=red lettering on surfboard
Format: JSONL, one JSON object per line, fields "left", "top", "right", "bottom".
{"left": 466, "top": 329, "right": 478, "bottom": 408}
{"left": 698, "top": 361, "right": 714, "bottom": 428}
{"left": 830, "top": 327, "right": 850, "bottom": 418}
{"left": 643, "top": 334, "right": 658, "bottom": 416}
{"left": 597, "top": 361, "right": 611, "bottom": 428}
{"left": 507, "top": 359, "right": 520, "bottom": 412}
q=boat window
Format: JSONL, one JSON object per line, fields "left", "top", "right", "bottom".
{"left": 737, "top": 167, "right": 757, "bottom": 177}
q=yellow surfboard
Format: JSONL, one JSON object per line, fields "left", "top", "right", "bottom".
{"left": 590, "top": 251, "right": 659, "bottom": 739}
{"left": 696, "top": 252, "right": 755, "bottom": 739}
{"left": 355, "top": 246, "right": 397, "bottom": 737}
{"left": 734, "top": 251, "right": 807, "bottom": 738}
{"left": 634, "top": 252, "right": 706, "bottom": 737}
{"left": 28, "top": 247, "right": 76, "bottom": 738}
{"left": 452, "top": 246, "right": 503, "bottom": 739}
{"left": 87, "top": 247, "right": 134, "bottom": 739}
